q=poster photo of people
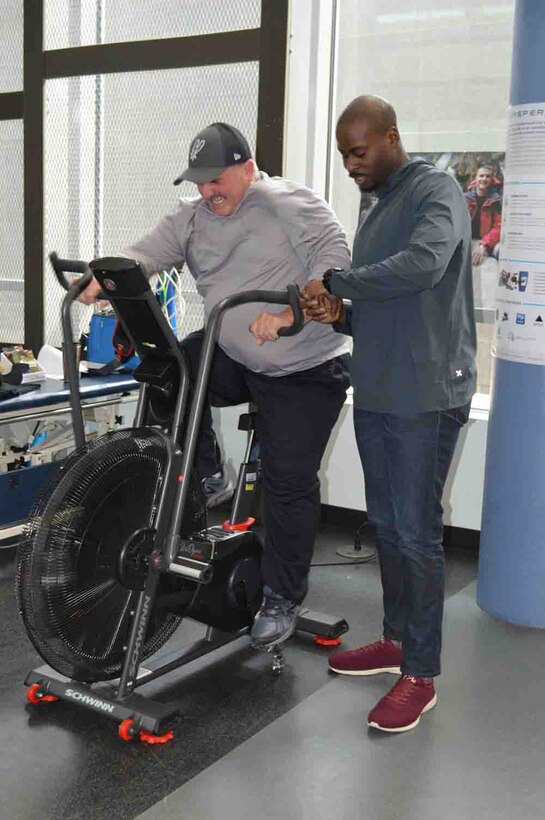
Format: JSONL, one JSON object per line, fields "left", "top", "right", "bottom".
{"left": 409, "top": 151, "right": 505, "bottom": 313}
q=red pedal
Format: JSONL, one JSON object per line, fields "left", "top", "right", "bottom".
{"left": 222, "top": 517, "right": 255, "bottom": 532}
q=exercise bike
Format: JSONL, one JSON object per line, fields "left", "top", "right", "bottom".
{"left": 16, "top": 256, "right": 349, "bottom": 744}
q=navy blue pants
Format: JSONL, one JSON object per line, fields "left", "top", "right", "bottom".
{"left": 181, "top": 331, "right": 350, "bottom": 603}
{"left": 353, "top": 403, "right": 470, "bottom": 677}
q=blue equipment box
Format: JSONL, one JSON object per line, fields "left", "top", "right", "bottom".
{"left": 87, "top": 314, "right": 117, "bottom": 365}
{"left": 87, "top": 314, "right": 139, "bottom": 370}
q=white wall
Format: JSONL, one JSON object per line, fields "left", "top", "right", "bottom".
{"left": 283, "top": 0, "right": 336, "bottom": 196}
{"left": 214, "top": 399, "right": 487, "bottom": 532}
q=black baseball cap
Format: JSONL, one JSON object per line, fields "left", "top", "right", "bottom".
{"left": 173, "top": 122, "right": 252, "bottom": 185}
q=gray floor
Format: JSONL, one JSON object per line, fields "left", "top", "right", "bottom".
{"left": 2, "top": 520, "right": 543, "bottom": 820}
{"left": 139, "top": 581, "right": 545, "bottom": 820}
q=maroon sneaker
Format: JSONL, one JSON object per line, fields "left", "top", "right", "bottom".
{"left": 367, "top": 675, "right": 437, "bottom": 732}
{"left": 328, "top": 638, "right": 402, "bottom": 676}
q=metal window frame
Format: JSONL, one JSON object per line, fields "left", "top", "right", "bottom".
{"left": 0, "top": 91, "right": 24, "bottom": 346}
{"left": 0, "top": 92, "right": 23, "bottom": 120}
{"left": 14, "top": 0, "right": 288, "bottom": 352}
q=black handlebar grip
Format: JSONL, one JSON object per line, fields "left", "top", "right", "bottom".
{"left": 49, "top": 251, "right": 108, "bottom": 300}
{"left": 277, "top": 284, "right": 303, "bottom": 337}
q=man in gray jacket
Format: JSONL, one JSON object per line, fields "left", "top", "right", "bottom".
{"left": 302, "top": 96, "right": 476, "bottom": 732}
{"left": 79, "top": 122, "right": 351, "bottom": 649}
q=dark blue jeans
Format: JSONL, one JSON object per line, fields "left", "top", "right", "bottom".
{"left": 353, "top": 403, "right": 470, "bottom": 677}
{"left": 181, "top": 331, "right": 350, "bottom": 603}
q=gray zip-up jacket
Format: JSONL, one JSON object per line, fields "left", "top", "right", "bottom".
{"left": 123, "top": 173, "right": 351, "bottom": 376}
{"left": 331, "top": 158, "right": 477, "bottom": 413}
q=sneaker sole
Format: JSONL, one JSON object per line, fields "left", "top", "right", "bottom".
{"left": 367, "top": 693, "right": 438, "bottom": 733}
{"left": 329, "top": 665, "right": 401, "bottom": 676}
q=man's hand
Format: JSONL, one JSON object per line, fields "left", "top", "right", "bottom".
{"left": 472, "top": 244, "right": 487, "bottom": 266}
{"left": 301, "top": 278, "right": 329, "bottom": 301}
{"left": 249, "top": 307, "right": 294, "bottom": 345}
{"left": 70, "top": 275, "right": 104, "bottom": 305}
{"left": 300, "top": 279, "right": 344, "bottom": 324}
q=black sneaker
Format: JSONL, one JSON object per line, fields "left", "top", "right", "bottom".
{"left": 250, "top": 585, "right": 301, "bottom": 648}
{"left": 202, "top": 470, "right": 234, "bottom": 509}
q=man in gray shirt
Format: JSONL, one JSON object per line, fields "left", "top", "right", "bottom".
{"left": 302, "top": 96, "right": 476, "bottom": 732}
{"left": 79, "top": 122, "right": 351, "bottom": 649}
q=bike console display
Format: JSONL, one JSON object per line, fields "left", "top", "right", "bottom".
{"left": 90, "top": 257, "right": 178, "bottom": 357}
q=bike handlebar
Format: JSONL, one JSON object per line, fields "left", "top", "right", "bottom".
{"left": 49, "top": 252, "right": 304, "bottom": 337}
{"left": 49, "top": 251, "right": 109, "bottom": 302}
{"left": 49, "top": 251, "right": 90, "bottom": 288}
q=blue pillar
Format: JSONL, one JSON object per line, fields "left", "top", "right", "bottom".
{"left": 477, "top": 0, "right": 545, "bottom": 626}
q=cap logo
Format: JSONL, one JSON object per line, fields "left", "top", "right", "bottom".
{"left": 234, "top": 153, "right": 241, "bottom": 160}
{"left": 190, "top": 138, "right": 206, "bottom": 162}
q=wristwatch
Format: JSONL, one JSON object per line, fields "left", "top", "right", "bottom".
{"left": 322, "top": 267, "right": 344, "bottom": 293}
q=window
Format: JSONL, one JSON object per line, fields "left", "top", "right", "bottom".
{"left": 45, "top": 0, "right": 261, "bottom": 49}
{"left": 0, "top": 120, "right": 24, "bottom": 343}
{"left": 44, "top": 63, "right": 259, "bottom": 346}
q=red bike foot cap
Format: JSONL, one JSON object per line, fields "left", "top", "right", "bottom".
{"left": 139, "top": 730, "right": 174, "bottom": 745}
{"left": 314, "top": 636, "right": 342, "bottom": 647}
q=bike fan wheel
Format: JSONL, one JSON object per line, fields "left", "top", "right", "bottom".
{"left": 16, "top": 429, "right": 184, "bottom": 683}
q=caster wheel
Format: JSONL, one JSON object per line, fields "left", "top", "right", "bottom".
{"left": 118, "top": 719, "right": 138, "bottom": 742}
{"left": 26, "top": 684, "right": 59, "bottom": 704}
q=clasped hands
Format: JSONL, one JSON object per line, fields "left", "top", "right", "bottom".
{"left": 298, "top": 279, "right": 344, "bottom": 324}
{"left": 249, "top": 280, "right": 343, "bottom": 344}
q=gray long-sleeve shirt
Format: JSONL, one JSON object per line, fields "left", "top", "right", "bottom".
{"left": 123, "top": 173, "right": 351, "bottom": 375}
{"left": 331, "top": 158, "right": 477, "bottom": 413}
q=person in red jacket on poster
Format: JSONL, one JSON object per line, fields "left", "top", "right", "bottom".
{"left": 464, "top": 165, "right": 502, "bottom": 265}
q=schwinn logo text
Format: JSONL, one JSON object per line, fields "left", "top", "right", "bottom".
{"left": 128, "top": 594, "right": 152, "bottom": 677}
{"left": 179, "top": 539, "right": 208, "bottom": 559}
{"left": 190, "top": 138, "right": 206, "bottom": 161}
{"left": 65, "top": 689, "right": 115, "bottom": 714}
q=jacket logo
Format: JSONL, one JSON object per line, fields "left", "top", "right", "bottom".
{"left": 190, "top": 139, "right": 206, "bottom": 162}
